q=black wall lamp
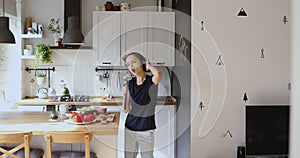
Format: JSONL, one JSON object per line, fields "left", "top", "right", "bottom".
{"left": 0, "top": 0, "right": 16, "bottom": 44}
{"left": 237, "top": 8, "right": 248, "bottom": 17}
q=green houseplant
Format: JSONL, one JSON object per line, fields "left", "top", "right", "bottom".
{"left": 36, "top": 72, "right": 46, "bottom": 77}
{"left": 33, "top": 44, "right": 52, "bottom": 85}
{"left": 34, "top": 44, "right": 53, "bottom": 66}
{"left": 47, "top": 18, "right": 63, "bottom": 46}
{"left": 35, "top": 71, "right": 47, "bottom": 85}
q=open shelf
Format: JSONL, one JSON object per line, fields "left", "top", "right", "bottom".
{"left": 21, "top": 55, "right": 34, "bottom": 59}
{"left": 21, "top": 34, "right": 43, "bottom": 38}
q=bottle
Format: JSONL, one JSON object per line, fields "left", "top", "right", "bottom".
{"left": 60, "top": 80, "right": 70, "bottom": 96}
{"left": 100, "top": 87, "right": 105, "bottom": 99}
{"left": 158, "top": 0, "right": 162, "bottom": 12}
{"left": 157, "top": 0, "right": 164, "bottom": 12}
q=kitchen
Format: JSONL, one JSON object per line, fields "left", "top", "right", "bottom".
{"left": 1, "top": 0, "right": 300, "bottom": 158}
{"left": 1, "top": 0, "right": 181, "bottom": 158}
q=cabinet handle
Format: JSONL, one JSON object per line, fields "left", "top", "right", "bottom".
{"left": 102, "top": 62, "right": 111, "bottom": 65}
{"left": 198, "top": 102, "right": 205, "bottom": 110}
{"left": 156, "top": 62, "right": 166, "bottom": 65}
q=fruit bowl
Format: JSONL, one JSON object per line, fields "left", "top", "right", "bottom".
{"left": 67, "top": 111, "right": 97, "bottom": 124}
{"left": 77, "top": 107, "right": 97, "bottom": 115}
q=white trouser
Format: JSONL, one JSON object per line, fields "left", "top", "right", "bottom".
{"left": 125, "top": 127, "right": 154, "bottom": 158}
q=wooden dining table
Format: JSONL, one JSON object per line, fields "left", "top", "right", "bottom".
{"left": 0, "top": 111, "right": 120, "bottom": 136}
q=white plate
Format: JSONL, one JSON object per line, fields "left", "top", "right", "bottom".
{"left": 64, "top": 119, "right": 97, "bottom": 125}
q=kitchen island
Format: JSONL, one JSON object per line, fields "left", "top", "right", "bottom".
{"left": 13, "top": 96, "right": 177, "bottom": 158}
{"left": 0, "top": 111, "right": 120, "bottom": 135}
{"left": 0, "top": 111, "right": 120, "bottom": 157}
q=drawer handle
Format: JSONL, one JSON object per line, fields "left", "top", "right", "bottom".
{"left": 156, "top": 62, "right": 166, "bottom": 65}
{"left": 102, "top": 62, "right": 111, "bottom": 65}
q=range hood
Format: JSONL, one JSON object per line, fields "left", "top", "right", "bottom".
{"left": 61, "top": 0, "right": 84, "bottom": 47}
{"left": 62, "top": 16, "right": 84, "bottom": 44}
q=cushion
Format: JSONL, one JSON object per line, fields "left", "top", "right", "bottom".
{"left": 0, "top": 147, "right": 44, "bottom": 158}
{"left": 52, "top": 151, "right": 97, "bottom": 158}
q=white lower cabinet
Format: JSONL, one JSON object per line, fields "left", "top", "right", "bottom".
{"left": 153, "top": 105, "right": 175, "bottom": 158}
{"left": 114, "top": 105, "right": 175, "bottom": 158}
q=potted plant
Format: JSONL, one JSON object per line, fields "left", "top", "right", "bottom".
{"left": 47, "top": 18, "right": 63, "bottom": 46}
{"left": 35, "top": 72, "right": 46, "bottom": 85}
{"left": 33, "top": 44, "right": 52, "bottom": 85}
{"left": 33, "top": 44, "right": 53, "bottom": 66}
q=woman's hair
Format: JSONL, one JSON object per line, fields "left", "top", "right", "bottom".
{"left": 122, "top": 52, "right": 147, "bottom": 71}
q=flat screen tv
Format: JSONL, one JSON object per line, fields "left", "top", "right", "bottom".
{"left": 246, "top": 105, "right": 290, "bottom": 156}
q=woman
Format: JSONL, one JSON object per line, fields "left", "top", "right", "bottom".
{"left": 122, "top": 52, "right": 162, "bottom": 158}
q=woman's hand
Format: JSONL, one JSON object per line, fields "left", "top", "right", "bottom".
{"left": 146, "top": 58, "right": 162, "bottom": 85}
{"left": 145, "top": 58, "right": 151, "bottom": 71}
{"left": 123, "top": 85, "right": 130, "bottom": 113}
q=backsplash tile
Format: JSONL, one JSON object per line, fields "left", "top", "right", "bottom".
{"left": 23, "top": 65, "right": 170, "bottom": 98}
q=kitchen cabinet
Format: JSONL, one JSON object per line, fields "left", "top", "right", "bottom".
{"left": 147, "top": 12, "right": 175, "bottom": 66}
{"left": 93, "top": 11, "right": 175, "bottom": 67}
{"left": 154, "top": 105, "right": 175, "bottom": 158}
{"left": 121, "top": 12, "right": 148, "bottom": 59}
{"left": 93, "top": 12, "right": 121, "bottom": 66}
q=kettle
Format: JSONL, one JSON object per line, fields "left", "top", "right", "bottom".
{"left": 37, "top": 87, "right": 48, "bottom": 99}
{"left": 48, "top": 86, "right": 56, "bottom": 96}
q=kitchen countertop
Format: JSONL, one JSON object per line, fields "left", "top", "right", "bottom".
{"left": 15, "top": 96, "right": 177, "bottom": 106}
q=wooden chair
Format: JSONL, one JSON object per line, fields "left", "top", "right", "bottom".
{"left": 44, "top": 131, "right": 93, "bottom": 158}
{"left": 0, "top": 131, "right": 32, "bottom": 158}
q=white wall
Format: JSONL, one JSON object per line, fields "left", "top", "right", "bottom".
{"left": 192, "top": 0, "right": 290, "bottom": 157}
{"left": 0, "top": 11, "right": 22, "bottom": 108}
{"left": 290, "top": 0, "right": 300, "bottom": 157}
{"left": 24, "top": 0, "right": 64, "bottom": 28}
{"left": 0, "top": 0, "right": 16, "bottom": 16}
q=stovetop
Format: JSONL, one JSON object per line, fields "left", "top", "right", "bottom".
{"left": 49, "top": 95, "right": 90, "bottom": 102}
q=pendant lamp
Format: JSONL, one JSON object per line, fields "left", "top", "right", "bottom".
{"left": 0, "top": 0, "right": 16, "bottom": 44}
{"left": 62, "top": 16, "right": 84, "bottom": 44}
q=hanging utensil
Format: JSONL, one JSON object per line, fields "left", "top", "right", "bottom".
{"left": 117, "top": 71, "right": 120, "bottom": 90}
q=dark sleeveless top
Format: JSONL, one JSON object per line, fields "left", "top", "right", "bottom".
{"left": 125, "top": 75, "right": 158, "bottom": 131}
